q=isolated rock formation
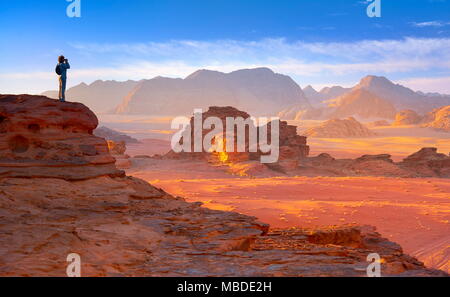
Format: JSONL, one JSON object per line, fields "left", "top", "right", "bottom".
{"left": 0, "top": 95, "right": 445, "bottom": 277}
{"left": 94, "top": 126, "right": 139, "bottom": 144}
{"left": 0, "top": 95, "right": 123, "bottom": 180}
{"left": 303, "top": 117, "right": 377, "bottom": 138}
{"left": 422, "top": 105, "right": 450, "bottom": 132}
{"left": 399, "top": 148, "right": 450, "bottom": 177}
{"left": 165, "top": 106, "right": 310, "bottom": 168}
{"left": 393, "top": 110, "right": 423, "bottom": 126}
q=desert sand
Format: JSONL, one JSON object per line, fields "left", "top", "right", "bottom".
{"left": 124, "top": 143, "right": 450, "bottom": 273}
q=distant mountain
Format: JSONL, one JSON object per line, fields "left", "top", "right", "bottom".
{"left": 326, "top": 89, "right": 397, "bottom": 120}
{"left": 319, "top": 85, "right": 351, "bottom": 100}
{"left": 280, "top": 75, "right": 450, "bottom": 120}
{"left": 94, "top": 126, "right": 140, "bottom": 144}
{"left": 42, "top": 80, "right": 140, "bottom": 113}
{"left": 302, "top": 85, "right": 350, "bottom": 108}
{"left": 354, "top": 75, "right": 450, "bottom": 113}
{"left": 115, "top": 68, "right": 311, "bottom": 116}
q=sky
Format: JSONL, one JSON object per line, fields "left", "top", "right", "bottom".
{"left": 1, "top": 0, "right": 450, "bottom": 94}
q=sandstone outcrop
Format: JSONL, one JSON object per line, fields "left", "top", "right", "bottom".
{"left": 393, "top": 109, "right": 422, "bottom": 126}
{"left": 107, "top": 140, "right": 132, "bottom": 169}
{"left": 422, "top": 105, "right": 450, "bottom": 132}
{"left": 399, "top": 147, "right": 450, "bottom": 177}
{"left": 301, "top": 148, "right": 450, "bottom": 178}
{"left": 0, "top": 95, "right": 445, "bottom": 276}
{"left": 165, "top": 106, "right": 309, "bottom": 168}
{"left": 303, "top": 117, "right": 377, "bottom": 138}
{"left": 0, "top": 95, "right": 123, "bottom": 180}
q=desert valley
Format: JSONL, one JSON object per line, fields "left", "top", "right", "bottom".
{"left": 8, "top": 68, "right": 444, "bottom": 275}
{"left": 1, "top": 67, "right": 440, "bottom": 276}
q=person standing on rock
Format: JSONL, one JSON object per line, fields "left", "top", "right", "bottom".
{"left": 56, "top": 55, "right": 70, "bottom": 102}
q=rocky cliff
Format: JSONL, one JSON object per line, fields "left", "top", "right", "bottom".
{"left": 0, "top": 95, "right": 123, "bottom": 180}
{"left": 0, "top": 95, "right": 445, "bottom": 276}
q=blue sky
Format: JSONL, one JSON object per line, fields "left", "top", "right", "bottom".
{"left": 1, "top": 0, "right": 450, "bottom": 94}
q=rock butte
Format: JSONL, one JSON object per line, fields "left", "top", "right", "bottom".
{"left": 0, "top": 95, "right": 447, "bottom": 276}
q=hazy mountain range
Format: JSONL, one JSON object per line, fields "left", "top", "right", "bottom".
{"left": 44, "top": 68, "right": 310, "bottom": 116}
{"left": 280, "top": 75, "right": 450, "bottom": 121}
{"left": 42, "top": 80, "right": 140, "bottom": 113}
{"left": 42, "top": 68, "right": 450, "bottom": 120}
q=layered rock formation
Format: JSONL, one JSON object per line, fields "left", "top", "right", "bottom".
{"left": 165, "top": 106, "right": 310, "bottom": 168}
{"left": 393, "top": 110, "right": 423, "bottom": 126}
{"left": 0, "top": 95, "right": 446, "bottom": 277}
{"left": 302, "top": 148, "right": 450, "bottom": 178}
{"left": 0, "top": 95, "right": 123, "bottom": 180}
{"left": 303, "top": 117, "right": 377, "bottom": 138}
{"left": 399, "top": 148, "right": 450, "bottom": 177}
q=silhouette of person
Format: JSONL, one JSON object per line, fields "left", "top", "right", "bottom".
{"left": 57, "top": 56, "right": 70, "bottom": 102}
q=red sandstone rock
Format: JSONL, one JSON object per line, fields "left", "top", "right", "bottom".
{"left": 0, "top": 95, "right": 123, "bottom": 180}
{"left": 165, "top": 106, "right": 310, "bottom": 170}
{"left": 399, "top": 147, "right": 450, "bottom": 177}
{"left": 0, "top": 95, "right": 445, "bottom": 277}
{"left": 107, "top": 140, "right": 131, "bottom": 169}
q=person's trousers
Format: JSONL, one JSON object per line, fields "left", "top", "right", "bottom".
{"left": 59, "top": 76, "right": 67, "bottom": 102}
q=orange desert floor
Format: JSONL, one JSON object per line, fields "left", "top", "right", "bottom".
{"left": 126, "top": 158, "right": 450, "bottom": 273}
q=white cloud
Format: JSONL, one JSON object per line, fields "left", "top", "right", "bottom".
{"left": 411, "top": 21, "right": 450, "bottom": 27}
{"left": 2, "top": 37, "right": 450, "bottom": 94}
